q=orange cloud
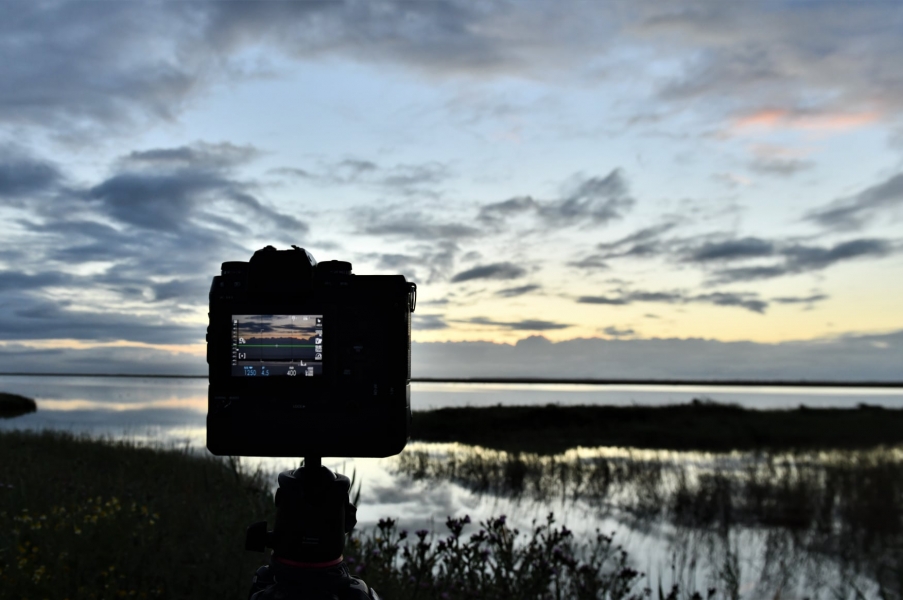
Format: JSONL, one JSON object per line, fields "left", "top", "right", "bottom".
{"left": 733, "top": 109, "right": 881, "bottom": 133}
{"left": 0, "top": 339, "right": 206, "bottom": 356}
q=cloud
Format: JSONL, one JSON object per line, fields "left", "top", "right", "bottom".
{"left": 602, "top": 325, "right": 634, "bottom": 337}
{"left": 0, "top": 145, "right": 64, "bottom": 200}
{"left": 566, "top": 255, "right": 609, "bottom": 270}
{"left": 464, "top": 317, "right": 571, "bottom": 331}
{"left": 285, "top": 158, "right": 451, "bottom": 197}
{"left": 639, "top": 3, "right": 903, "bottom": 127}
{"left": 578, "top": 289, "right": 768, "bottom": 313}
{"left": 584, "top": 221, "right": 681, "bottom": 261}
{"left": 686, "top": 237, "right": 775, "bottom": 262}
{"left": 805, "top": 172, "right": 903, "bottom": 231}
{"left": 748, "top": 156, "right": 814, "bottom": 176}
{"left": 478, "top": 170, "right": 634, "bottom": 230}
{"left": 710, "top": 238, "right": 894, "bottom": 283}
{"left": 360, "top": 242, "right": 459, "bottom": 284}
{"left": 358, "top": 209, "right": 481, "bottom": 242}
{"left": 0, "top": 271, "right": 73, "bottom": 292}
{"left": 5, "top": 1, "right": 903, "bottom": 148}
{"left": 81, "top": 142, "right": 306, "bottom": 235}
{"left": 413, "top": 314, "right": 449, "bottom": 331}
{"left": 477, "top": 196, "right": 538, "bottom": 225}
{"left": 572, "top": 225, "right": 897, "bottom": 285}
{"left": 693, "top": 292, "right": 767, "bottom": 314}
{"left": 0, "top": 291, "right": 202, "bottom": 345}
{"left": 0, "top": 3, "right": 231, "bottom": 140}
{"left": 413, "top": 329, "right": 903, "bottom": 381}
{"left": 0, "top": 142, "right": 319, "bottom": 346}
{"left": 495, "top": 284, "right": 541, "bottom": 298}
{"left": 772, "top": 294, "right": 828, "bottom": 305}
{"left": 450, "top": 263, "right": 526, "bottom": 283}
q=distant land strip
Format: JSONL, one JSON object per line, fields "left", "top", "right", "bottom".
{"left": 0, "top": 372, "right": 901, "bottom": 387}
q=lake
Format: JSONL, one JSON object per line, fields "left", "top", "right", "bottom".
{"left": 2, "top": 374, "right": 902, "bottom": 598}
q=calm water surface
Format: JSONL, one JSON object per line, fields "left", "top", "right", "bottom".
{"left": 3, "top": 375, "right": 902, "bottom": 597}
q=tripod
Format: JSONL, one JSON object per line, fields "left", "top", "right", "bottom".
{"left": 245, "top": 457, "right": 381, "bottom": 600}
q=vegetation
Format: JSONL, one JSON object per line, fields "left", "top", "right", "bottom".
{"left": 349, "top": 514, "right": 649, "bottom": 600}
{"left": 5, "top": 413, "right": 903, "bottom": 598}
{"left": 0, "top": 392, "right": 36, "bottom": 418}
{"left": 411, "top": 400, "right": 903, "bottom": 453}
{"left": 0, "top": 430, "right": 661, "bottom": 600}
{"left": 397, "top": 444, "right": 903, "bottom": 597}
{"left": 0, "top": 430, "right": 273, "bottom": 599}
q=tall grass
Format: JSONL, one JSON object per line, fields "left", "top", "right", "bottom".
{"left": 0, "top": 430, "right": 273, "bottom": 599}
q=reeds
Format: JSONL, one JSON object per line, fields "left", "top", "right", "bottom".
{"left": 395, "top": 444, "right": 903, "bottom": 597}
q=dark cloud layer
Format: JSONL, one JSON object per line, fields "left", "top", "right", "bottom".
{"left": 495, "top": 284, "right": 541, "bottom": 298}
{"left": 413, "top": 330, "right": 903, "bottom": 381}
{"left": 0, "top": 142, "right": 310, "bottom": 345}
{"left": 4, "top": 1, "right": 903, "bottom": 149}
{"left": 413, "top": 314, "right": 449, "bottom": 331}
{"left": 573, "top": 223, "right": 897, "bottom": 284}
{"left": 710, "top": 238, "right": 893, "bottom": 284}
{"left": 451, "top": 263, "right": 526, "bottom": 283}
{"left": 579, "top": 290, "right": 768, "bottom": 314}
{"left": 0, "top": 145, "right": 63, "bottom": 200}
{"left": 688, "top": 237, "right": 775, "bottom": 262}
{"left": 806, "top": 172, "right": 903, "bottom": 231}
{"left": 772, "top": 294, "right": 828, "bottom": 305}
{"left": 464, "top": 317, "right": 571, "bottom": 331}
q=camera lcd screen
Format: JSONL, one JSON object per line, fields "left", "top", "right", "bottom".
{"left": 231, "top": 314, "right": 323, "bottom": 377}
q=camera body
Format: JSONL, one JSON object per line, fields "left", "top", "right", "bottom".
{"left": 206, "top": 245, "right": 415, "bottom": 457}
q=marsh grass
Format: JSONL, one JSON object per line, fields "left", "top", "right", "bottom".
{"left": 0, "top": 430, "right": 705, "bottom": 600}
{"left": 396, "top": 444, "right": 903, "bottom": 597}
{"left": 412, "top": 401, "right": 903, "bottom": 454}
{"left": 0, "top": 429, "right": 273, "bottom": 599}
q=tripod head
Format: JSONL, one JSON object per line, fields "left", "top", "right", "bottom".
{"left": 244, "top": 459, "right": 379, "bottom": 599}
{"left": 246, "top": 457, "right": 357, "bottom": 564}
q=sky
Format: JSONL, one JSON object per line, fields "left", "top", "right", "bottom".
{"left": 0, "top": 0, "right": 902, "bottom": 379}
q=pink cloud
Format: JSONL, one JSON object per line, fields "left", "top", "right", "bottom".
{"left": 732, "top": 108, "right": 881, "bottom": 133}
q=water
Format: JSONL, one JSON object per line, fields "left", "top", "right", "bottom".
{"left": 3, "top": 375, "right": 903, "bottom": 597}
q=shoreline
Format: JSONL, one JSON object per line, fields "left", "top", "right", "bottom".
{"left": 1, "top": 372, "right": 902, "bottom": 388}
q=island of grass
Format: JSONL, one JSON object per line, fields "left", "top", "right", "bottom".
{"left": 0, "top": 392, "right": 37, "bottom": 418}
{"left": 411, "top": 399, "right": 903, "bottom": 454}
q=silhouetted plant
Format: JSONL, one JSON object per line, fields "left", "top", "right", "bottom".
{"left": 345, "top": 512, "right": 649, "bottom": 600}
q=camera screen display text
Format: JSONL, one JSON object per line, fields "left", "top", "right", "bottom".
{"left": 231, "top": 314, "right": 323, "bottom": 377}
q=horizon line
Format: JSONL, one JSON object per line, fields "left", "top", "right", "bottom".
{"left": 0, "top": 372, "right": 901, "bottom": 388}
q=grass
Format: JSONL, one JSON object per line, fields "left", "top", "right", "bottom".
{"left": 5, "top": 414, "right": 903, "bottom": 598}
{"left": 0, "top": 393, "right": 36, "bottom": 418}
{"left": 0, "top": 429, "right": 273, "bottom": 599}
{"left": 0, "top": 430, "right": 719, "bottom": 600}
{"left": 411, "top": 400, "right": 903, "bottom": 453}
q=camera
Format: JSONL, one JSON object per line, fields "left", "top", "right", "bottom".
{"left": 206, "top": 245, "right": 416, "bottom": 457}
